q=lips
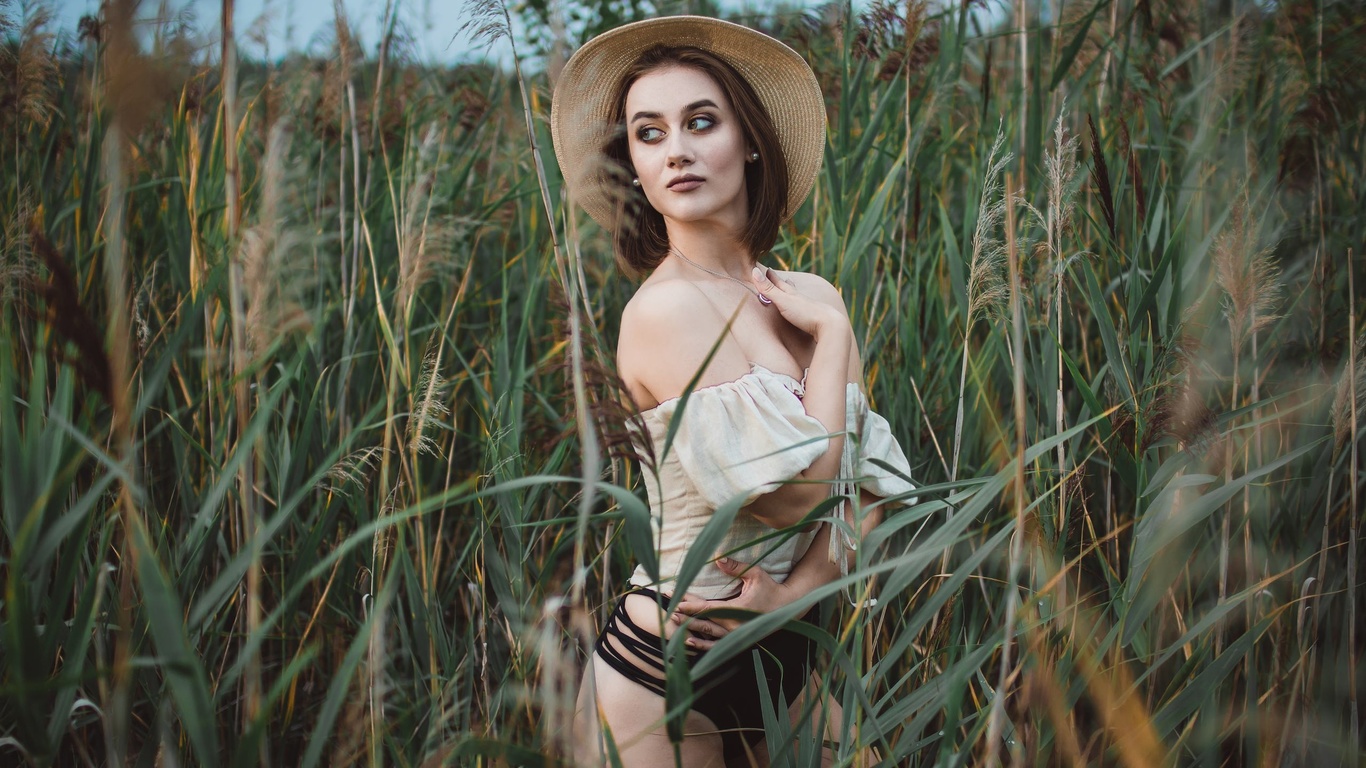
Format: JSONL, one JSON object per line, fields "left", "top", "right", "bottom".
{"left": 667, "top": 174, "right": 704, "bottom": 191}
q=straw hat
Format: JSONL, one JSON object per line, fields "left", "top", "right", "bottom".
{"left": 550, "top": 15, "right": 826, "bottom": 229}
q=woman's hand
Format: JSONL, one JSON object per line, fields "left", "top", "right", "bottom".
{"left": 670, "top": 557, "right": 798, "bottom": 651}
{"left": 752, "top": 266, "right": 848, "bottom": 340}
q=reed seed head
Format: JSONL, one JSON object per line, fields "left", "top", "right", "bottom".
{"left": 1086, "top": 112, "right": 1115, "bottom": 241}
{"left": 396, "top": 124, "right": 456, "bottom": 320}
{"left": 409, "top": 338, "right": 451, "bottom": 458}
{"left": 240, "top": 121, "right": 314, "bottom": 357}
{"left": 0, "top": 0, "right": 59, "bottom": 133}
{"left": 1212, "top": 198, "right": 1282, "bottom": 352}
{"left": 966, "top": 127, "right": 1012, "bottom": 327}
{"left": 0, "top": 193, "right": 36, "bottom": 308}
{"left": 1019, "top": 105, "right": 1081, "bottom": 258}
{"left": 460, "top": 0, "right": 512, "bottom": 49}
{"left": 322, "top": 446, "right": 385, "bottom": 495}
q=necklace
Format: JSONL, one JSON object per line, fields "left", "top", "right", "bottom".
{"left": 670, "top": 247, "right": 773, "bottom": 305}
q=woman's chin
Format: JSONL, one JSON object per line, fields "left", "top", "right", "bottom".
{"left": 658, "top": 203, "right": 747, "bottom": 231}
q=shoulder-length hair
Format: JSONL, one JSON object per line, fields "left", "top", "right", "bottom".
{"left": 602, "top": 45, "right": 789, "bottom": 279}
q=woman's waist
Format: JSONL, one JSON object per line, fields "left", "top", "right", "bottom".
{"left": 649, "top": 501, "right": 808, "bottom": 551}
{"left": 617, "top": 587, "right": 819, "bottom": 647}
{"left": 635, "top": 526, "right": 818, "bottom": 600}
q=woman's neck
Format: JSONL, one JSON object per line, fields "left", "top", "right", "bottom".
{"left": 663, "top": 222, "right": 756, "bottom": 279}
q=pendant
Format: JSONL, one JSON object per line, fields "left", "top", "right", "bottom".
{"left": 758, "top": 293, "right": 773, "bottom": 306}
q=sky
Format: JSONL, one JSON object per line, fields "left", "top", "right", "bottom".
{"left": 47, "top": 0, "right": 884, "bottom": 67}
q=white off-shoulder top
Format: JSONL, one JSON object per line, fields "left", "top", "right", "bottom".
{"left": 628, "top": 363, "right": 917, "bottom": 600}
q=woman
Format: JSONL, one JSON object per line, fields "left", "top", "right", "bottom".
{"left": 550, "top": 16, "right": 916, "bottom": 767}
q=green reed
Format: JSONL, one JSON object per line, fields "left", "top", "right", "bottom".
{"left": 0, "top": 0, "right": 1362, "bottom": 765}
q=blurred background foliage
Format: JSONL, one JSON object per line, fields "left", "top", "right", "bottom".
{"left": 0, "top": 0, "right": 1363, "bottom": 765}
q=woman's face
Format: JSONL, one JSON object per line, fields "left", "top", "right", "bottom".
{"left": 623, "top": 65, "right": 751, "bottom": 232}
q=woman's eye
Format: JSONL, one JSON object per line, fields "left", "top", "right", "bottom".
{"left": 687, "top": 115, "right": 715, "bottom": 131}
{"left": 637, "top": 126, "right": 663, "bottom": 142}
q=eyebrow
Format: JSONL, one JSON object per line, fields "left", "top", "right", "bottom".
{"left": 629, "top": 99, "right": 719, "bottom": 124}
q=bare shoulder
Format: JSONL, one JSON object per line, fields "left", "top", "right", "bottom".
{"left": 618, "top": 278, "right": 721, "bottom": 349}
{"left": 773, "top": 269, "right": 846, "bottom": 310}
{"left": 621, "top": 277, "right": 711, "bottom": 322}
{"left": 616, "top": 278, "right": 750, "bottom": 408}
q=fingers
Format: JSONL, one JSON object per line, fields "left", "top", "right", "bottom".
{"left": 714, "top": 556, "right": 752, "bottom": 577}
{"left": 748, "top": 262, "right": 781, "bottom": 299}
{"left": 685, "top": 617, "right": 728, "bottom": 639}
{"left": 674, "top": 595, "right": 709, "bottom": 616}
{"left": 670, "top": 601, "right": 731, "bottom": 648}
{"left": 674, "top": 616, "right": 728, "bottom": 649}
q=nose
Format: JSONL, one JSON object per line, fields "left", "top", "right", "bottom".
{"left": 665, "top": 130, "right": 693, "bottom": 168}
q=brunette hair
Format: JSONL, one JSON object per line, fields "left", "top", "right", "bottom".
{"left": 603, "top": 46, "right": 789, "bottom": 279}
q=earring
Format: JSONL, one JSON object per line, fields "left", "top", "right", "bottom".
{"left": 632, "top": 178, "right": 641, "bottom": 187}
{"left": 748, "top": 151, "right": 759, "bottom": 162}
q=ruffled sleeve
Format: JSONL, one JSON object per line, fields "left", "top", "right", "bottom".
{"left": 650, "top": 371, "right": 830, "bottom": 510}
{"left": 857, "top": 404, "right": 917, "bottom": 505}
{"left": 828, "top": 386, "right": 918, "bottom": 574}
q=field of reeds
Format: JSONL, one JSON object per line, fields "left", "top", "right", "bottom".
{"left": 1, "top": 0, "right": 1363, "bottom": 765}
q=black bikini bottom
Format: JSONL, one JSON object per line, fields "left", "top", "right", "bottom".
{"left": 593, "top": 587, "right": 818, "bottom": 761}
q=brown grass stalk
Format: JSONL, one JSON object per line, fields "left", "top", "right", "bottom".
{"left": 1048, "top": 110, "right": 1078, "bottom": 553}
{"left": 1211, "top": 196, "right": 1282, "bottom": 654}
{"left": 1087, "top": 113, "right": 1116, "bottom": 240}
{"left": 360, "top": 0, "right": 397, "bottom": 213}
{"left": 954, "top": 128, "right": 1011, "bottom": 484}
{"left": 1348, "top": 247, "right": 1359, "bottom": 747}
{"left": 1119, "top": 119, "right": 1147, "bottom": 225}
{"left": 984, "top": 169, "right": 1026, "bottom": 768}
{"left": 1022, "top": 628, "right": 1085, "bottom": 767}
{"left": 97, "top": 2, "right": 149, "bottom": 760}
{"left": 217, "top": 0, "right": 266, "bottom": 760}
{"left": 334, "top": 2, "right": 363, "bottom": 430}
{"left": 1015, "top": 0, "right": 1028, "bottom": 180}
{"left": 1021, "top": 107, "right": 1080, "bottom": 553}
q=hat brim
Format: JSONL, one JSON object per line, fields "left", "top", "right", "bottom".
{"left": 550, "top": 16, "right": 826, "bottom": 231}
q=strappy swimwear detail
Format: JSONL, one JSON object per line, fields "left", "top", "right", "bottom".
{"left": 595, "top": 587, "right": 818, "bottom": 761}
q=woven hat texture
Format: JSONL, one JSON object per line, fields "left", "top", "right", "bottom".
{"left": 550, "top": 16, "right": 826, "bottom": 229}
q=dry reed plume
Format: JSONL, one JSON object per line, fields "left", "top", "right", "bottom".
{"left": 953, "top": 126, "right": 1011, "bottom": 483}
{"left": 965, "top": 129, "right": 1012, "bottom": 327}
{"left": 240, "top": 121, "right": 313, "bottom": 356}
{"left": 0, "top": 193, "right": 36, "bottom": 307}
{"left": 409, "top": 338, "right": 450, "bottom": 458}
{"left": 0, "top": 0, "right": 58, "bottom": 133}
{"left": 395, "top": 123, "right": 455, "bottom": 324}
{"left": 1213, "top": 199, "right": 1283, "bottom": 354}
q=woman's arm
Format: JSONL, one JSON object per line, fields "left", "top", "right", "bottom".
{"left": 675, "top": 282, "right": 879, "bottom": 645}
{"left": 740, "top": 268, "right": 854, "bottom": 529}
{"left": 673, "top": 490, "right": 885, "bottom": 648}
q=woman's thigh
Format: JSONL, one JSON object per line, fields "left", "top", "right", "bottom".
{"left": 575, "top": 652, "right": 727, "bottom": 768}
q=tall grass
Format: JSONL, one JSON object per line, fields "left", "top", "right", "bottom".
{"left": 1, "top": 0, "right": 1363, "bottom": 765}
